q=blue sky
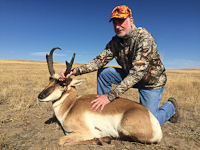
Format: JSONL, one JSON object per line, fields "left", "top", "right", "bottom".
{"left": 0, "top": 0, "right": 199, "bottom": 69}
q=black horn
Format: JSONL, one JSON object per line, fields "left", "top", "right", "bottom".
{"left": 46, "top": 47, "right": 61, "bottom": 76}
{"left": 64, "top": 53, "right": 76, "bottom": 76}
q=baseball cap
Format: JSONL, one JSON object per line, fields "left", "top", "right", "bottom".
{"left": 109, "top": 5, "right": 132, "bottom": 23}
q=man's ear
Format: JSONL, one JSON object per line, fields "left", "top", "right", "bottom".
{"left": 69, "top": 79, "right": 85, "bottom": 87}
{"left": 130, "top": 17, "right": 134, "bottom": 25}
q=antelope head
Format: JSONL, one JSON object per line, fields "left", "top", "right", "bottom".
{"left": 38, "top": 47, "right": 80, "bottom": 102}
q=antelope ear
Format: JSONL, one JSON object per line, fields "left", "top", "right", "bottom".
{"left": 69, "top": 79, "right": 85, "bottom": 87}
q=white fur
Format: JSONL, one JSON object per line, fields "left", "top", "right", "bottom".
{"left": 84, "top": 112, "right": 123, "bottom": 138}
{"left": 148, "top": 110, "right": 162, "bottom": 143}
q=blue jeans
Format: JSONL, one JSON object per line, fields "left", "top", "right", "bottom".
{"left": 97, "top": 67, "right": 175, "bottom": 126}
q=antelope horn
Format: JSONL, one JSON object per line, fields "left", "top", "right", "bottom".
{"left": 46, "top": 47, "right": 61, "bottom": 76}
{"left": 64, "top": 53, "right": 76, "bottom": 76}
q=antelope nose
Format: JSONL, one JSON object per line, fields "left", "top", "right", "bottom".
{"left": 38, "top": 94, "right": 44, "bottom": 99}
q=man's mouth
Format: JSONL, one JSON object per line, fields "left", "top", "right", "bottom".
{"left": 116, "top": 29, "right": 124, "bottom": 33}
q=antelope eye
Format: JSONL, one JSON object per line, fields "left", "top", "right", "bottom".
{"left": 49, "top": 77, "right": 53, "bottom": 81}
{"left": 59, "top": 82, "right": 65, "bottom": 87}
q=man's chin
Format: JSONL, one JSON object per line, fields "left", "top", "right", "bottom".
{"left": 116, "top": 33, "right": 126, "bottom": 38}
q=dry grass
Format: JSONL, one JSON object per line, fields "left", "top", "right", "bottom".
{"left": 164, "top": 69, "right": 200, "bottom": 114}
{"left": 0, "top": 59, "right": 199, "bottom": 116}
{"left": 0, "top": 59, "right": 200, "bottom": 149}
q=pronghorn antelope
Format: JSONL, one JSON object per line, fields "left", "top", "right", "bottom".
{"left": 38, "top": 47, "right": 162, "bottom": 146}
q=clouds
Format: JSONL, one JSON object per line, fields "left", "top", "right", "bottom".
{"left": 164, "top": 59, "right": 200, "bottom": 69}
{"left": 30, "top": 52, "right": 67, "bottom": 57}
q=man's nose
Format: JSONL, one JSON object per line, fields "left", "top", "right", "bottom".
{"left": 115, "top": 24, "right": 121, "bottom": 29}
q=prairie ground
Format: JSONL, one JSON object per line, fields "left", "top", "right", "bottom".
{"left": 0, "top": 59, "right": 200, "bottom": 150}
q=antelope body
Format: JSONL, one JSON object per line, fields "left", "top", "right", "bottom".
{"left": 38, "top": 47, "right": 162, "bottom": 146}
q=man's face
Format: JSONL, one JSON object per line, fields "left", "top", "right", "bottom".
{"left": 113, "top": 17, "right": 133, "bottom": 38}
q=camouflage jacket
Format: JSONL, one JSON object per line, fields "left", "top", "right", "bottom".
{"left": 75, "top": 24, "right": 167, "bottom": 97}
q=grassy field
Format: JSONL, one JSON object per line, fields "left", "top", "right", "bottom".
{"left": 0, "top": 59, "right": 200, "bottom": 149}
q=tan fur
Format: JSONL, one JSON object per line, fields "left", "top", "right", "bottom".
{"left": 38, "top": 78, "right": 162, "bottom": 146}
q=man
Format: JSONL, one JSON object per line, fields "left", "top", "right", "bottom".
{"left": 59, "top": 5, "right": 179, "bottom": 126}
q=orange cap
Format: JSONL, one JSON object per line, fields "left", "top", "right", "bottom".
{"left": 109, "top": 5, "right": 132, "bottom": 23}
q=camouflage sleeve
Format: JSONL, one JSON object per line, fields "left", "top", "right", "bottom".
{"left": 110, "top": 31, "right": 154, "bottom": 97}
{"left": 75, "top": 41, "right": 114, "bottom": 75}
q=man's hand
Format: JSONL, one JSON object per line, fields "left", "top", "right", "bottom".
{"left": 59, "top": 69, "right": 76, "bottom": 81}
{"left": 90, "top": 95, "right": 111, "bottom": 112}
